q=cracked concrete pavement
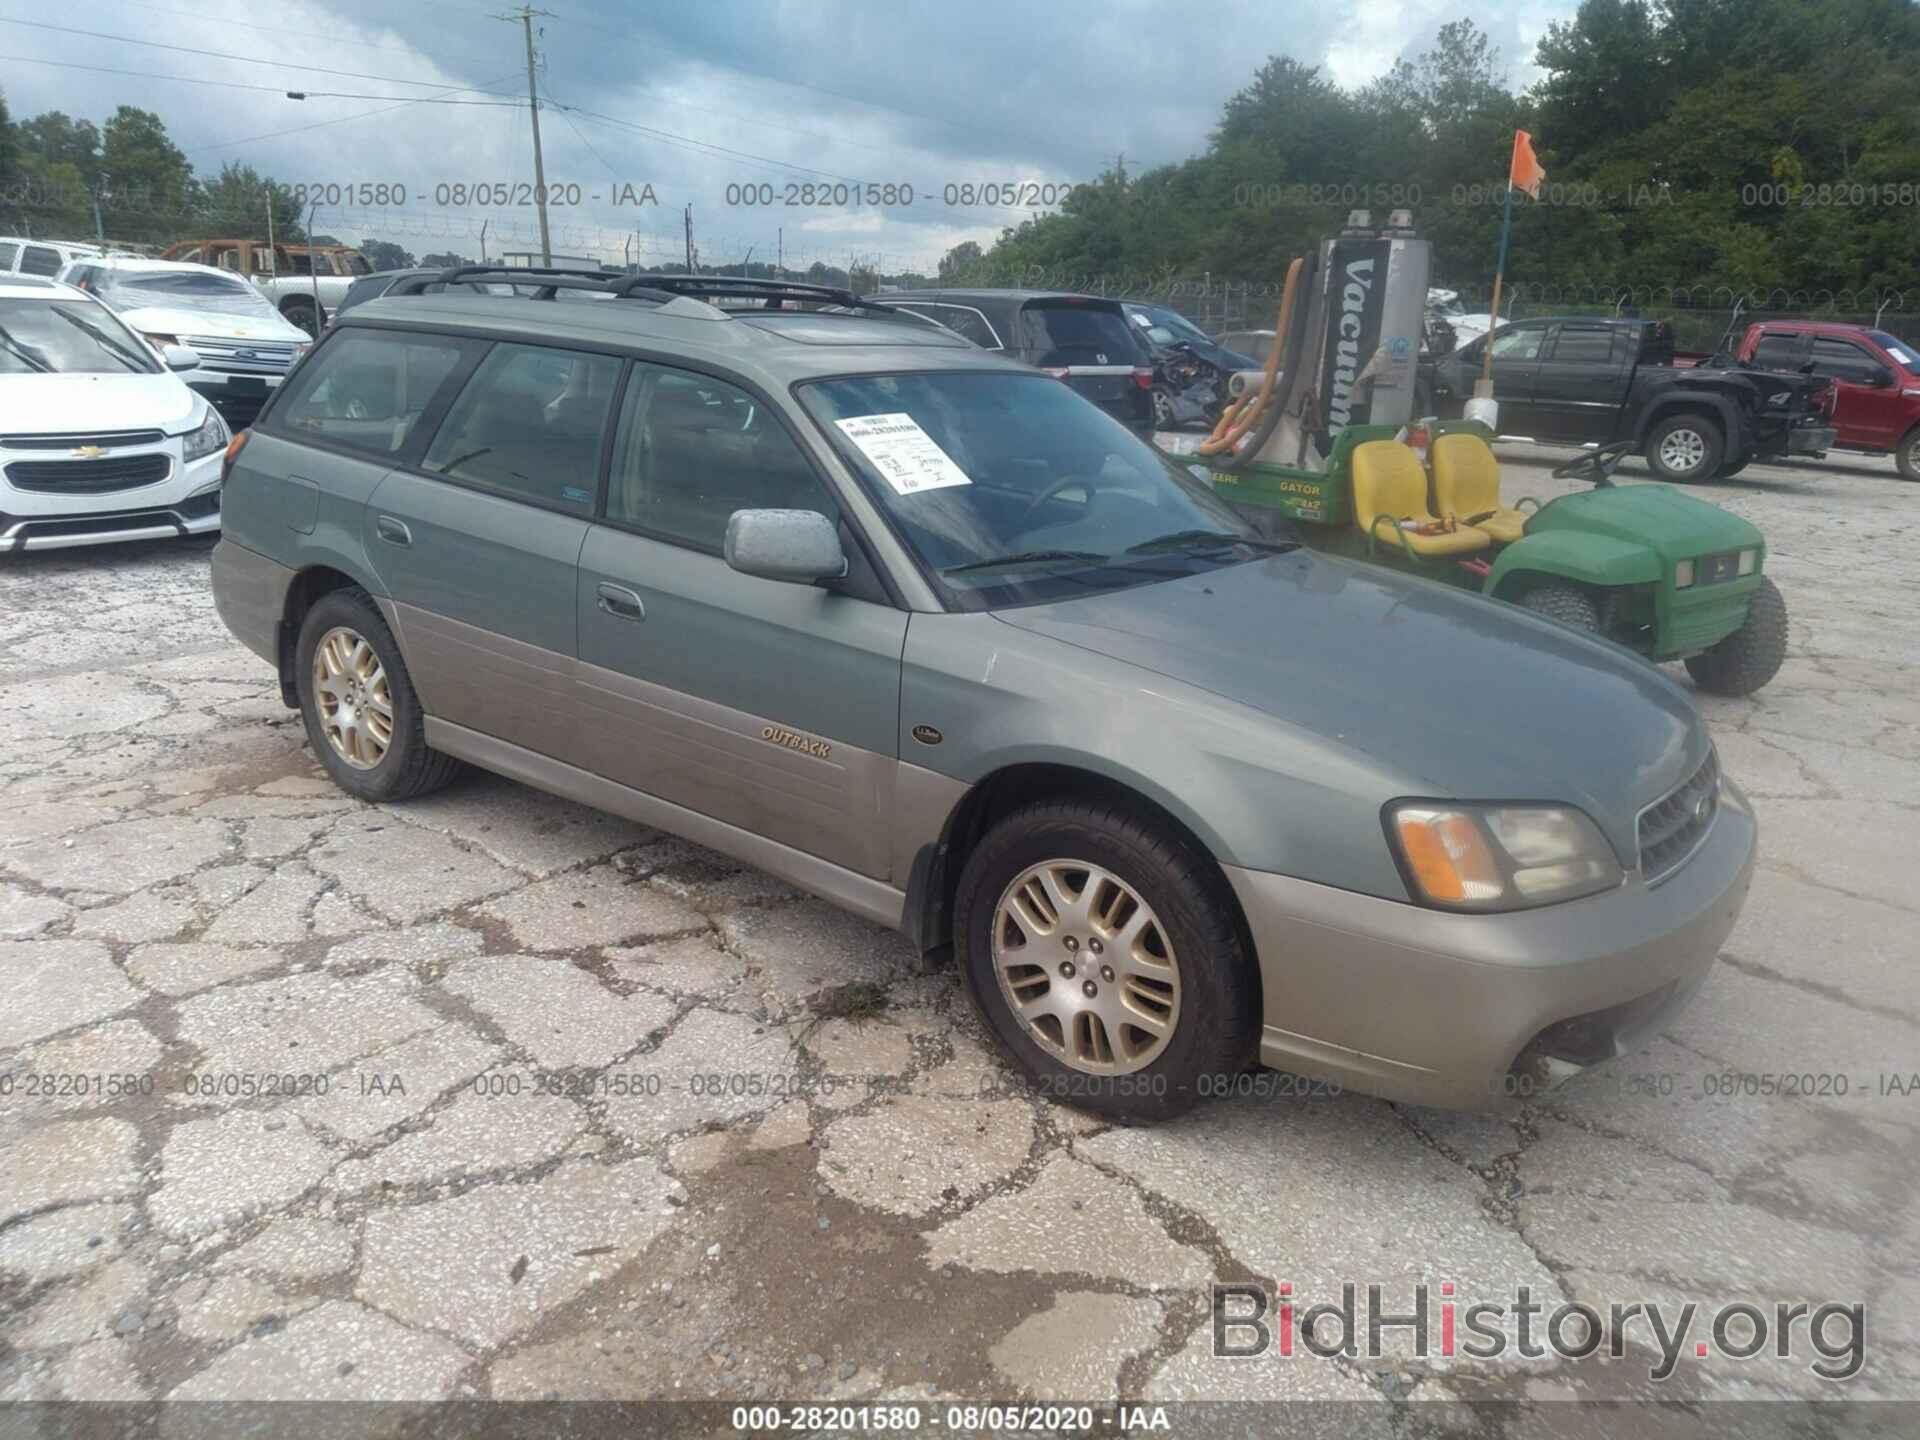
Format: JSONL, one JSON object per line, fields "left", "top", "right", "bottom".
{"left": 1, "top": 444, "right": 1917, "bottom": 1424}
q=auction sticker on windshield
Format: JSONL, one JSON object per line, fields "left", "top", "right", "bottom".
{"left": 835, "top": 413, "right": 972, "bottom": 494}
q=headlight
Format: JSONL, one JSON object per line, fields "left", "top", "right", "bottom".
{"left": 179, "top": 407, "right": 229, "bottom": 464}
{"left": 1736, "top": 548, "right": 1757, "bottom": 576}
{"left": 1674, "top": 559, "right": 1695, "bottom": 589}
{"left": 1386, "top": 802, "right": 1624, "bottom": 912}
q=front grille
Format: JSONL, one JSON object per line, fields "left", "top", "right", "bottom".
{"left": 1638, "top": 749, "right": 1720, "bottom": 881}
{"left": 5, "top": 454, "right": 172, "bottom": 494}
{"left": 0, "top": 429, "right": 166, "bottom": 450}
{"left": 184, "top": 335, "right": 296, "bottom": 375}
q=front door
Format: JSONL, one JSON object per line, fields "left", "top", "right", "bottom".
{"left": 575, "top": 363, "right": 907, "bottom": 879}
{"left": 1807, "top": 335, "right": 1904, "bottom": 449}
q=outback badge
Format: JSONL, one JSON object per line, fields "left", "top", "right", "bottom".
{"left": 761, "top": 725, "right": 831, "bottom": 760}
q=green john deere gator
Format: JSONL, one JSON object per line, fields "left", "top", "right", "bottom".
{"left": 1179, "top": 210, "right": 1786, "bottom": 696}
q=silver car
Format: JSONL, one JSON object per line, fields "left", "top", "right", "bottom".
{"left": 209, "top": 273, "right": 1755, "bottom": 1119}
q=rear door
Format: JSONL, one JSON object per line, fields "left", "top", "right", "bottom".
{"left": 364, "top": 338, "right": 623, "bottom": 760}
{"left": 575, "top": 362, "right": 907, "bottom": 879}
{"left": 1529, "top": 322, "right": 1632, "bottom": 442}
{"left": 1806, "top": 334, "right": 1903, "bottom": 448}
{"left": 1018, "top": 299, "right": 1150, "bottom": 429}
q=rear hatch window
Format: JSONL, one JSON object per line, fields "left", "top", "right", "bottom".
{"left": 1021, "top": 300, "right": 1141, "bottom": 405}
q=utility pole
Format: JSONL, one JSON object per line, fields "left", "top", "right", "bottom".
{"left": 500, "top": 6, "right": 553, "bottom": 266}
{"left": 777, "top": 226, "right": 782, "bottom": 279}
{"left": 683, "top": 205, "right": 694, "bottom": 272}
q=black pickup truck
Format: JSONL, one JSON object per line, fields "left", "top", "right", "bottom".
{"left": 1423, "top": 316, "right": 1836, "bottom": 481}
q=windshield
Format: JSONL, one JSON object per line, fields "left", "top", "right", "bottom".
{"left": 799, "top": 370, "right": 1287, "bottom": 611}
{"left": 0, "top": 297, "right": 160, "bottom": 375}
{"left": 1146, "top": 307, "right": 1211, "bottom": 345}
{"left": 98, "top": 270, "right": 282, "bottom": 321}
{"left": 1868, "top": 330, "right": 1918, "bottom": 371}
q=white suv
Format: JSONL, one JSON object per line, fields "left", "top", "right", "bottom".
{"left": 0, "top": 275, "right": 228, "bottom": 553}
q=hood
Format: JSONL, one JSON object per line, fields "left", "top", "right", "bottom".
{"left": 112, "top": 305, "right": 306, "bottom": 344}
{"left": 1532, "top": 484, "right": 1764, "bottom": 560}
{"left": 0, "top": 372, "right": 203, "bottom": 436}
{"left": 991, "top": 551, "right": 1706, "bottom": 855}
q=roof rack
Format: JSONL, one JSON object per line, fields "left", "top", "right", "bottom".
{"left": 386, "top": 264, "right": 630, "bottom": 299}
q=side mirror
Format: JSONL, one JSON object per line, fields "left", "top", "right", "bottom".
{"left": 162, "top": 345, "right": 201, "bottom": 372}
{"left": 724, "top": 509, "right": 848, "bottom": 585}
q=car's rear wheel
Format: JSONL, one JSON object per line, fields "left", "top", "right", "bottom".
{"left": 954, "top": 799, "right": 1259, "bottom": 1121}
{"left": 1897, "top": 425, "right": 1920, "bottom": 482}
{"left": 295, "top": 589, "right": 462, "bottom": 802}
{"left": 281, "top": 298, "right": 321, "bottom": 338}
{"left": 1685, "top": 576, "right": 1787, "bottom": 696}
{"left": 1715, "top": 451, "right": 1752, "bottom": 479}
{"left": 1517, "top": 581, "right": 1603, "bottom": 634}
{"left": 1645, "top": 412, "right": 1723, "bottom": 483}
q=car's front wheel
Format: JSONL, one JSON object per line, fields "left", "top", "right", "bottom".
{"left": 954, "top": 799, "right": 1260, "bottom": 1121}
{"left": 295, "top": 589, "right": 462, "bottom": 802}
{"left": 1896, "top": 425, "right": 1920, "bottom": 482}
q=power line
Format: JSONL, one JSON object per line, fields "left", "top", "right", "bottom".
{"left": 0, "top": 16, "right": 516, "bottom": 93}
{"left": 181, "top": 72, "right": 528, "bottom": 156}
{"left": 0, "top": 53, "right": 526, "bottom": 104}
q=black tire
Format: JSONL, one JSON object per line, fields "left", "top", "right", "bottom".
{"left": 953, "top": 799, "right": 1260, "bottom": 1122}
{"left": 1517, "top": 581, "right": 1603, "bottom": 634}
{"left": 295, "top": 588, "right": 462, "bottom": 802}
{"left": 281, "top": 298, "right": 321, "bottom": 338}
{"left": 1644, "top": 412, "right": 1724, "bottom": 483}
{"left": 1684, "top": 576, "right": 1787, "bottom": 696}
{"left": 1715, "top": 452, "right": 1751, "bottom": 479}
{"left": 1897, "top": 426, "right": 1920, "bottom": 482}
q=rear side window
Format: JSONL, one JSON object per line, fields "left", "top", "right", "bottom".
{"left": 1750, "top": 332, "right": 1806, "bottom": 368}
{"left": 1020, "top": 302, "right": 1140, "bottom": 366}
{"left": 897, "top": 302, "right": 1000, "bottom": 348}
{"left": 422, "top": 343, "right": 621, "bottom": 510}
{"left": 20, "top": 246, "right": 63, "bottom": 277}
{"left": 0, "top": 242, "right": 18, "bottom": 269}
{"left": 1544, "top": 325, "right": 1616, "bottom": 365}
{"left": 1488, "top": 325, "right": 1547, "bottom": 360}
{"left": 273, "top": 330, "right": 471, "bottom": 456}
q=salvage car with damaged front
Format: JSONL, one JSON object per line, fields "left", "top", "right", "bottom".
{"left": 208, "top": 269, "right": 1756, "bottom": 1119}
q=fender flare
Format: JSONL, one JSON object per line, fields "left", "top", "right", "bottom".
{"left": 1630, "top": 390, "right": 1742, "bottom": 452}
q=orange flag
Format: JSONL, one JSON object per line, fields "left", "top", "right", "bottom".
{"left": 1510, "top": 130, "right": 1546, "bottom": 199}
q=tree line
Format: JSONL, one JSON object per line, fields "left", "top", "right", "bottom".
{"left": 936, "top": 0, "right": 1920, "bottom": 298}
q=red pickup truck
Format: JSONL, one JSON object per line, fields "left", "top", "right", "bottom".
{"left": 1734, "top": 321, "right": 1920, "bottom": 480}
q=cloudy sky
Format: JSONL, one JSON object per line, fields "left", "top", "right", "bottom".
{"left": 3, "top": 0, "right": 1577, "bottom": 271}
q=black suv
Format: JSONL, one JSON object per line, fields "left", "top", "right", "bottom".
{"left": 884, "top": 290, "right": 1155, "bottom": 431}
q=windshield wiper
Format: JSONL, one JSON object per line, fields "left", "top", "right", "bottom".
{"left": 0, "top": 323, "right": 52, "bottom": 373}
{"left": 1124, "top": 529, "right": 1299, "bottom": 555}
{"left": 50, "top": 308, "right": 154, "bottom": 373}
{"left": 943, "top": 548, "right": 1108, "bottom": 575}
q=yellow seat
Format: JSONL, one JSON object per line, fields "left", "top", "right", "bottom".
{"left": 1431, "top": 433, "right": 1533, "bottom": 545}
{"left": 1350, "top": 441, "right": 1490, "bottom": 559}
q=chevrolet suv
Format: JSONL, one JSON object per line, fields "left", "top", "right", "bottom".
{"left": 210, "top": 269, "right": 1756, "bottom": 1119}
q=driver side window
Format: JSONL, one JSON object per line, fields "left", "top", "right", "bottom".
{"left": 1489, "top": 326, "right": 1546, "bottom": 360}
{"left": 605, "top": 365, "right": 838, "bottom": 552}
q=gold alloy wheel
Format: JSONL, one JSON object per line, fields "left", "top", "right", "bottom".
{"left": 991, "top": 859, "right": 1182, "bottom": 1074}
{"left": 311, "top": 626, "right": 394, "bottom": 770}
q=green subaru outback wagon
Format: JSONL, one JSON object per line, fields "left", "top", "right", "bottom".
{"left": 210, "top": 270, "right": 1756, "bottom": 1119}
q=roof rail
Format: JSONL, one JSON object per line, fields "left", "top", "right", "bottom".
{"left": 381, "top": 264, "right": 625, "bottom": 299}
{"left": 625, "top": 274, "right": 905, "bottom": 314}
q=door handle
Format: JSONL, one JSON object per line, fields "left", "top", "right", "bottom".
{"left": 596, "top": 582, "right": 645, "bottom": 621}
{"left": 375, "top": 515, "right": 412, "bottom": 547}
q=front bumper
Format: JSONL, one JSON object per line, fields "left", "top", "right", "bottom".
{"left": 0, "top": 450, "right": 223, "bottom": 554}
{"left": 1224, "top": 778, "right": 1757, "bottom": 1108}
